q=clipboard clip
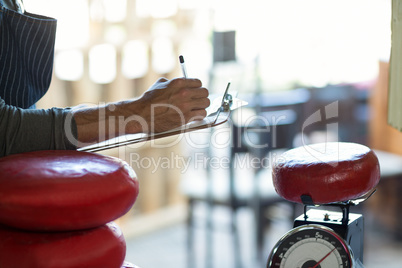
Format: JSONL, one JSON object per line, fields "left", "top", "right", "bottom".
{"left": 222, "top": 92, "right": 233, "bottom": 112}
{"left": 220, "top": 82, "right": 232, "bottom": 111}
{"left": 209, "top": 82, "right": 231, "bottom": 123}
{"left": 211, "top": 82, "right": 248, "bottom": 124}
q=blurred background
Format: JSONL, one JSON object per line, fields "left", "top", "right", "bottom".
{"left": 25, "top": 0, "right": 402, "bottom": 267}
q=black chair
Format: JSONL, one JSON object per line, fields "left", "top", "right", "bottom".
{"left": 181, "top": 88, "right": 310, "bottom": 267}
{"left": 303, "top": 84, "right": 370, "bottom": 144}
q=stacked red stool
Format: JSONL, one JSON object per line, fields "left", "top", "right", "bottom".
{"left": 0, "top": 150, "right": 140, "bottom": 268}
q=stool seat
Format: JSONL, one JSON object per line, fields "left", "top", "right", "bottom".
{"left": 0, "top": 222, "right": 126, "bottom": 268}
{"left": 0, "top": 150, "right": 139, "bottom": 231}
{"left": 272, "top": 142, "right": 380, "bottom": 205}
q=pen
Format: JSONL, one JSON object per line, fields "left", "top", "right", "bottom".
{"left": 179, "top": 55, "right": 188, "bottom": 78}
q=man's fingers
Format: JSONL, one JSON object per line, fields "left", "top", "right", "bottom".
{"left": 182, "top": 78, "right": 202, "bottom": 88}
{"left": 190, "top": 97, "right": 210, "bottom": 111}
{"left": 187, "top": 109, "right": 207, "bottom": 121}
{"left": 190, "top": 87, "right": 209, "bottom": 99}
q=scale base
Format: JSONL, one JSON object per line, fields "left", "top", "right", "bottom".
{"left": 293, "top": 208, "right": 364, "bottom": 264}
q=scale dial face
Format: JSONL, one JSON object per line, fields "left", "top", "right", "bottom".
{"left": 267, "top": 224, "right": 354, "bottom": 268}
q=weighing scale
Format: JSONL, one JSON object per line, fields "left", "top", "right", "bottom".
{"left": 266, "top": 142, "right": 380, "bottom": 268}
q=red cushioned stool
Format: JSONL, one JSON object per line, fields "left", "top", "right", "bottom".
{"left": 267, "top": 142, "right": 381, "bottom": 267}
{"left": 0, "top": 150, "right": 140, "bottom": 268}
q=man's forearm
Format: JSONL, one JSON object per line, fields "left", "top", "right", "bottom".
{"left": 72, "top": 101, "right": 144, "bottom": 148}
{"left": 72, "top": 77, "right": 209, "bottom": 148}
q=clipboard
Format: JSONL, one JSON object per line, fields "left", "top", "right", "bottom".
{"left": 79, "top": 83, "right": 247, "bottom": 153}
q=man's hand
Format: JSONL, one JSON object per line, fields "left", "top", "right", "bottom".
{"left": 127, "top": 77, "right": 210, "bottom": 133}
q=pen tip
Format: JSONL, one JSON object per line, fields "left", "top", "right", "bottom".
{"left": 179, "top": 55, "right": 184, "bottom": 63}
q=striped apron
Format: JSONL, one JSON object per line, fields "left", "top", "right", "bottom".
{"left": 0, "top": 3, "right": 57, "bottom": 109}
